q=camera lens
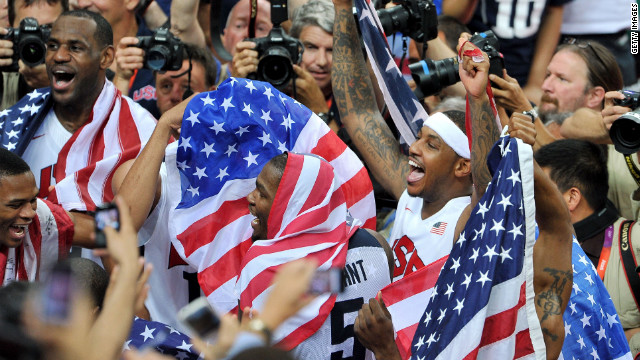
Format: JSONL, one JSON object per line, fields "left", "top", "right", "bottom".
{"left": 18, "top": 38, "right": 46, "bottom": 67}
{"left": 258, "top": 46, "right": 293, "bottom": 87}
{"left": 409, "top": 57, "right": 459, "bottom": 99}
{"left": 610, "top": 110, "right": 640, "bottom": 154}
{"left": 146, "top": 45, "right": 171, "bottom": 71}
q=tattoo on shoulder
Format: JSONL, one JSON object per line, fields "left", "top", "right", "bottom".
{"left": 536, "top": 267, "right": 572, "bottom": 324}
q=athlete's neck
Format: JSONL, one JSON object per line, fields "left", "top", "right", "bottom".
{"left": 54, "top": 80, "right": 105, "bottom": 133}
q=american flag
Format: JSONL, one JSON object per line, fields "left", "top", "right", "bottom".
{"left": 0, "top": 82, "right": 157, "bottom": 211}
{"left": 237, "top": 153, "right": 355, "bottom": 349}
{"left": 560, "top": 236, "right": 632, "bottom": 360}
{"left": 165, "top": 78, "right": 376, "bottom": 315}
{"left": 410, "top": 134, "right": 543, "bottom": 359}
{"left": 430, "top": 222, "right": 448, "bottom": 236}
{"left": 380, "top": 255, "right": 448, "bottom": 359}
{"left": 354, "top": 0, "right": 428, "bottom": 145}
{"left": 125, "top": 317, "right": 200, "bottom": 359}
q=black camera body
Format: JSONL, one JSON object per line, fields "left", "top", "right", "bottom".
{"left": 610, "top": 90, "right": 640, "bottom": 154}
{"left": 246, "top": 0, "right": 301, "bottom": 87}
{"left": 249, "top": 27, "right": 302, "bottom": 87}
{"left": 0, "top": 17, "right": 50, "bottom": 72}
{"left": 136, "top": 27, "right": 184, "bottom": 72}
{"left": 409, "top": 30, "right": 504, "bottom": 99}
{"left": 377, "top": 0, "right": 438, "bottom": 43}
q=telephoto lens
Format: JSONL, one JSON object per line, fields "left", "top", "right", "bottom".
{"left": 610, "top": 90, "right": 640, "bottom": 154}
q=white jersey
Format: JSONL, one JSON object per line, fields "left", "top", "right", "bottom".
{"left": 292, "top": 229, "right": 391, "bottom": 360}
{"left": 389, "top": 190, "right": 470, "bottom": 282}
{"left": 21, "top": 109, "right": 72, "bottom": 191}
{"left": 140, "top": 164, "right": 202, "bottom": 332}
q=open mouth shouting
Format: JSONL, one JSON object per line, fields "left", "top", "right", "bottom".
{"left": 8, "top": 223, "right": 29, "bottom": 243}
{"left": 50, "top": 66, "right": 76, "bottom": 91}
{"left": 407, "top": 158, "right": 425, "bottom": 184}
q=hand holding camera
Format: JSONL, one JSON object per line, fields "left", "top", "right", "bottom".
{"left": 489, "top": 69, "right": 532, "bottom": 114}
{"left": 134, "top": 27, "right": 184, "bottom": 72}
{"left": 607, "top": 90, "right": 640, "bottom": 154}
{"left": 231, "top": 40, "right": 259, "bottom": 78}
{"left": 0, "top": 17, "right": 50, "bottom": 72}
{"left": 115, "top": 36, "right": 145, "bottom": 82}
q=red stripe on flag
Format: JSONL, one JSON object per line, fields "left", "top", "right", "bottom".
{"left": 338, "top": 166, "right": 373, "bottom": 208}
{"left": 197, "top": 239, "right": 252, "bottom": 296}
{"left": 177, "top": 197, "right": 249, "bottom": 257}
{"left": 283, "top": 192, "right": 346, "bottom": 236}
{"left": 268, "top": 156, "right": 304, "bottom": 238}
{"left": 514, "top": 329, "right": 534, "bottom": 359}
{"left": 479, "top": 282, "right": 527, "bottom": 347}
{"left": 310, "top": 131, "right": 348, "bottom": 163}
{"left": 277, "top": 294, "right": 338, "bottom": 351}
{"left": 299, "top": 161, "right": 335, "bottom": 214}
{"left": 242, "top": 226, "right": 348, "bottom": 265}
{"left": 380, "top": 255, "right": 447, "bottom": 307}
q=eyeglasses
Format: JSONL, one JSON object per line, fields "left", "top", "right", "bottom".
{"left": 562, "top": 37, "right": 607, "bottom": 69}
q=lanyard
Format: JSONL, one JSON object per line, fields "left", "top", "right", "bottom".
{"left": 596, "top": 224, "right": 614, "bottom": 280}
{"left": 624, "top": 154, "right": 640, "bottom": 187}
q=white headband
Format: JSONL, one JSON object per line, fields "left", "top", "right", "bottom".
{"left": 424, "top": 112, "right": 470, "bottom": 159}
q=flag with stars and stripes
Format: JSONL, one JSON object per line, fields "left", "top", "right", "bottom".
{"left": 354, "top": 0, "right": 427, "bottom": 145}
{"left": 560, "top": 236, "right": 632, "bottom": 360}
{"left": 0, "top": 81, "right": 157, "bottom": 212}
{"left": 410, "top": 133, "right": 543, "bottom": 359}
{"left": 125, "top": 317, "right": 200, "bottom": 359}
{"left": 165, "top": 77, "right": 376, "bottom": 315}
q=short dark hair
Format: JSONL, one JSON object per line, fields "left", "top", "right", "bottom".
{"left": 8, "top": 0, "right": 68, "bottom": 26}
{"left": 437, "top": 15, "right": 469, "bottom": 53}
{"left": 534, "top": 139, "right": 608, "bottom": 211}
{"left": 186, "top": 44, "right": 218, "bottom": 88}
{"left": 441, "top": 109, "right": 467, "bottom": 136}
{"left": 268, "top": 152, "right": 289, "bottom": 181}
{"left": 557, "top": 40, "right": 623, "bottom": 95}
{"left": 61, "top": 257, "right": 109, "bottom": 309}
{"left": 57, "top": 9, "right": 113, "bottom": 48}
{"left": 0, "top": 148, "right": 31, "bottom": 182}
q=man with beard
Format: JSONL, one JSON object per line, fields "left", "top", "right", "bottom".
{"left": 488, "top": 39, "right": 623, "bottom": 148}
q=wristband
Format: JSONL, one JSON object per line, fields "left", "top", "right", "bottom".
{"left": 523, "top": 109, "right": 538, "bottom": 123}
{"left": 247, "top": 318, "right": 272, "bottom": 344}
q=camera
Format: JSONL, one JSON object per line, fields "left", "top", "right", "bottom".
{"left": 178, "top": 297, "right": 221, "bottom": 341}
{"left": 610, "top": 90, "right": 640, "bottom": 154}
{"left": 409, "top": 30, "right": 504, "bottom": 99}
{"left": 246, "top": 0, "right": 302, "bottom": 87}
{"left": 94, "top": 202, "right": 120, "bottom": 248}
{"left": 309, "top": 268, "right": 345, "bottom": 294}
{"left": 0, "top": 17, "right": 50, "bottom": 72}
{"left": 136, "top": 27, "right": 184, "bottom": 71}
{"left": 376, "top": 0, "right": 438, "bottom": 43}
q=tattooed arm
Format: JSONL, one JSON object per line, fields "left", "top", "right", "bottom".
{"left": 532, "top": 160, "right": 573, "bottom": 359}
{"left": 457, "top": 38, "right": 501, "bottom": 206}
{"left": 331, "top": 0, "right": 408, "bottom": 200}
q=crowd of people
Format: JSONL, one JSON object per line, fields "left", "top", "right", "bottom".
{"left": 0, "top": 0, "right": 638, "bottom": 359}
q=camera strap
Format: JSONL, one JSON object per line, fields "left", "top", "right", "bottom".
{"left": 618, "top": 220, "right": 640, "bottom": 310}
{"left": 209, "top": 0, "right": 233, "bottom": 61}
{"left": 248, "top": 0, "right": 258, "bottom": 38}
{"left": 624, "top": 154, "right": 640, "bottom": 187}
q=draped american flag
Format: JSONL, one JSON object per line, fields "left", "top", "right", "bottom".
{"left": 0, "top": 82, "right": 157, "bottom": 211}
{"left": 560, "top": 236, "right": 632, "bottom": 360}
{"left": 354, "top": 0, "right": 427, "bottom": 145}
{"left": 165, "top": 78, "right": 376, "bottom": 314}
{"left": 380, "top": 255, "right": 448, "bottom": 359}
{"left": 125, "top": 317, "right": 199, "bottom": 359}
{"left": 410, "top": 133, "right": 543, "bottom": 359}
{"left": 237, "top": 153, "right": 354, "bottom": 349}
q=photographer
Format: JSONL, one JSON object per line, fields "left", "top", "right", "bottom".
{"left": 0, "top": 0, "right": 67, "bottom": 109}
{"left": 114, "top": 39, "right": 217, "bottom": 116}
{"left": 231, "top": 0, "right": 334, "bottom": 121}
{"left": 535, "top": 139, "right": 640, "bottom": 357}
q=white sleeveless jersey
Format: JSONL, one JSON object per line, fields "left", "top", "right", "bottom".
{"left": 140, "top": 164, "right": 202, "bottom": 332}
{"left": 292, "top": 229, "right": 391, "bottom": 360}
{"left": 389, "top": 190, "right": 470, "bottom": 282}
